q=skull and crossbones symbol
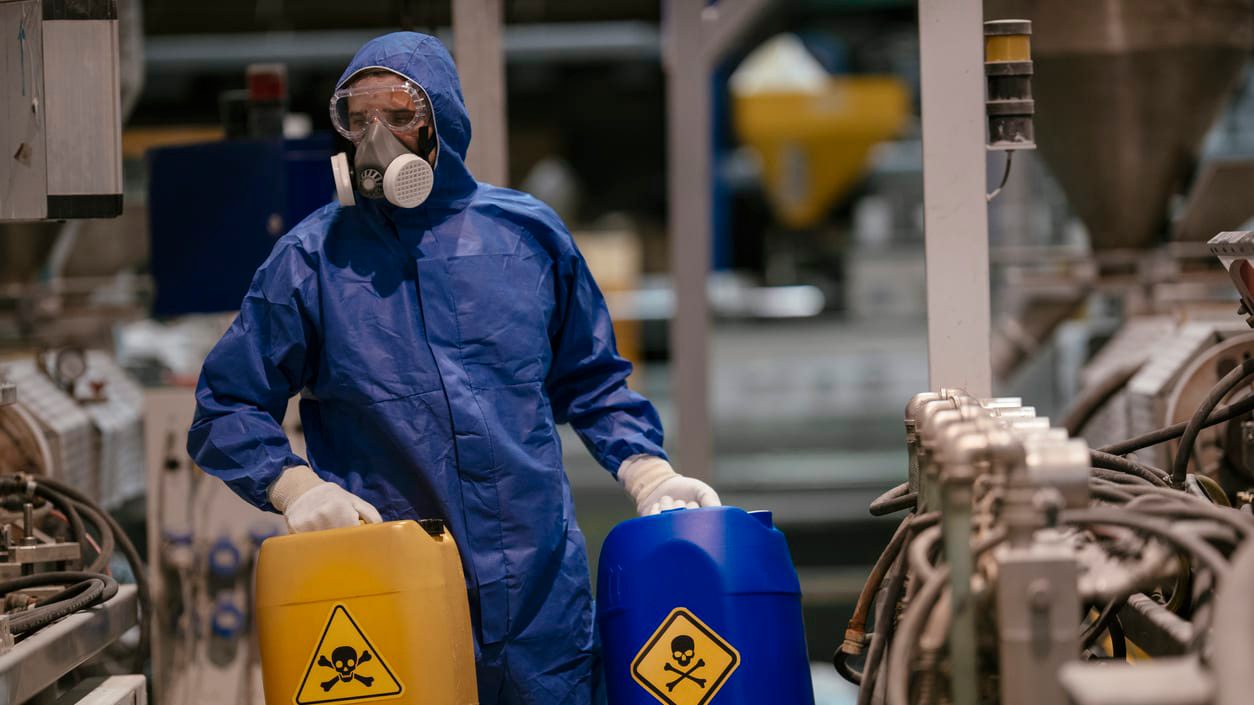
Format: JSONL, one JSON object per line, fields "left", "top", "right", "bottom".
{"left": 663, "top": 635, "right": 706, "bottom": 692}
{"left": 318, "top": 645, "right": 375, "bottom": 691}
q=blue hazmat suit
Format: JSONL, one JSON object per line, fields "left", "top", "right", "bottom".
{"left": 188, "top": 32, "right": 667, "bottom": 704}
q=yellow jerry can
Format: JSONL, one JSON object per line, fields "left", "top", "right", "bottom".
{"left": 256, "top": 520, "right": 478, "bottom": 705}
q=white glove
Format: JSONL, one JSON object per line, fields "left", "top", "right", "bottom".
{"left": 617, "top": 455, "right": 721, "bottom": 516}
{"left": 268, "top": 466, "right": 383, "bottom": 533}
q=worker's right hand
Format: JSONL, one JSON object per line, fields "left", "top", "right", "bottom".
{"left": 268, "top": 466, "right": 383, "bottom": 533}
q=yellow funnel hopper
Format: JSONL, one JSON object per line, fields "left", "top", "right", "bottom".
{"left": 733, "top": 77, "right": 909, "bottom": 230}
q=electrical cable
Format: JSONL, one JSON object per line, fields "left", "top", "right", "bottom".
{"left": 8, "top": 580, "right": 106, "bottom": 636}
{"left": 1124, "top": 497, "right": 1254, "bottom": 540}
{"left": 869, "top": 487, "right": 918, "bottom": 517}
{"left": 1172, "top": 358, "right": 1254, "bottom": 487}
{"left": 1081, "top": 597, "right": 1127, "bottom": 651}
{"left": 883, "top": 528, "right": 1007, "bottom": 705}
{"left": 1091, "top": 480, "right": 1209, "bottom": 504}
{"left": 836, "top": 514, "right": 919, "bottom": 685}
{"left": 1090, "top": 468, "right": 1153, "bottom": 487}
{"left": 1090, "top": 451, "right": 1169, "bottom": 486}
{"left": 70, "top": 499, "right": 116, "bottom": 575}
{"left": 0, "top": 571, "right": 119, "bottom": 636}
{"left": 1099, "top": 389, "right": 1254, "bottom": 457}
{"left": 1107, "top": 615, "right": 1127, "bottom": 659}
{"left": 857, "top": 547, "right": 909, "bottom": 705}
{"left": 885, "top": 566, "right": 949, "bottom": 705}
{"left": 833, "top": 647, "right": 863, "bottom": 686}
{"left": 908, "top": 525, "right": 943, "bottom": 581}
{"left": 1089, "top": 482, "right": 1135, "bottom": 504}
{"left": 1061, "top": 509, "right": 1231, "bottom": 582}
{"left": 986, "top": 150, "right": 1014, "bottom": 202}
{"left": 855, "top": 514, "right": 942, "bottom": 705}
{"left": 0, "top": 475, "right": 150, "bottom": 672}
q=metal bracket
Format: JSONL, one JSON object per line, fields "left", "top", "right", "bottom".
{"left": 1208, "top": 231, "right": 1254, "bottom": 327}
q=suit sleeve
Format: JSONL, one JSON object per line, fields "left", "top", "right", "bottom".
{"left": 545, "top": 242, "right": 667, "bottom": 476}
{"left": 187, "top": 242, "right": 320, "bottom": 511}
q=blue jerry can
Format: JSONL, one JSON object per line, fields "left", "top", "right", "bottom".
{"left": 597, "top": 507, "right": 815, "bottom": 705}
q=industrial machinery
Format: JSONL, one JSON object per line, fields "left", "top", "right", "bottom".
{"left": 145, "top": 387, "right": 292, "bottom": 705}
{"left": 983, "top": 0, "right": 1254, "bottom": 382}
{"left": 0, "top": 379, "right": 149, "bottom": 705}
{"left": 1, "top": 350, "right": 145, "bottom": 509}
{"left": 835, "top": 371, "right": 1254, "bottom": 705}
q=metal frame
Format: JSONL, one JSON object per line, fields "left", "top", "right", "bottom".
{"left": 919, "top": 0, "right": 993, "bottom": 396}
{"left": 0, "top": 585, "right": 138, "bottom": 705}
{"left": 452, "top": 0, "right": 508, "bottom": 186}
{"left": 663, "top": 0, "right": 770, "bottom": 481}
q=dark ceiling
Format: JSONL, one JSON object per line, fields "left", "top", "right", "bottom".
{"left": 142, "top": 0, "right": 661, "bottom": 35}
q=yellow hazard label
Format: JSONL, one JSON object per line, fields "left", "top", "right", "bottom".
{"left": 294, "top": 605, "right": 404, "bottom": 705}
{"left": 631, "top": 607, "right": 740, "bottom": 705}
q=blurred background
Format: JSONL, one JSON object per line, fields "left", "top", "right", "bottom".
{"left": 2, "top": 1, "right": 1253, "bottom": 704}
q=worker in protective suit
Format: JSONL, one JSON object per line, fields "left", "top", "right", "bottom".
{"left": 187, "top": 32, "right": 720, "bottom": 704}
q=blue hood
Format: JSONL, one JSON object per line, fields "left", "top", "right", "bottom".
{"left": 337, "top": 32, "right": 478, "bottom": 206}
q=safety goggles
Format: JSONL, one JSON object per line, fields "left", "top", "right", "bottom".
{"left": 329, "top": 82, "right": 431, "bottom": 143}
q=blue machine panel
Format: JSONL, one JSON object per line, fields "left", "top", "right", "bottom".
{"left": 148, "top": 136, "right": 334, "bottom": 317}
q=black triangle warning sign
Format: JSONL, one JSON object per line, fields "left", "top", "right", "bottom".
{"left": 294, "top": 605, "right": 404, "bottom": 705}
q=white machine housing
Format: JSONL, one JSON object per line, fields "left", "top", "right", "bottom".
{"left": 0, "top": 0, "right": 122, "bottom": 221}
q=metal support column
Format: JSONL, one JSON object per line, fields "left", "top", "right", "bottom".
{"left": 452, "top": 0, "right": 508, "bottom": 186}
{"left": 918, "top": 0, "right": 992, "bottom": 397}
{"left": 663, "top": 0, "right": 769, "bottom": 481}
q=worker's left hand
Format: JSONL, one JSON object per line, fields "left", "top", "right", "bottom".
{"left": 617, "top": 455, "right": 721, "bottom": 516}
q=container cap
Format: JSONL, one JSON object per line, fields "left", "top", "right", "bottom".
{"left": 419, "top": 518, "right": 446, "bottom": 536}
{"left": 749, "top": 510, "right": 775, "bottom": 529}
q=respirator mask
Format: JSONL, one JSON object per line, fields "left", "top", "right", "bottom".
{"left": 329, "top": 80, "right": 437, "bottom": 208}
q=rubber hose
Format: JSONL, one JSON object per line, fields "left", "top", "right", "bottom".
{"left": 1061, "top": 509, "right": 1230, "bottom": 581}
{"left": 1099, "top": 393, "right": 1254, "bottom": 457}
{"left": 857, "top": 543, "right": 911, "bottom": 705}
{"left": 7, "top": 578, "right": 106, "bottom": 635}
{"left": 1081, "top": 597, "right": 1127, "bottom": 650}
{"left": 1172, "top": 358, "right": 1254, "bottom": 487}
{"left": 846, "top": 515, "right": 915, "bottom": 639}
{"left": 1090, "top": 451, "right": 1169, "bottom": 485}
{"left": 1090, "top": 467, "right": 1154, "bottom": 487}
{"left": 0, "top": 477, "right": 149, "bottom": 671}
{"left": 832, "top": 649, "right": 863, "bottom": 686}
{"left": 1089, "top": 483, "right": 1135, "bottom": 504}
{"left": 0, "top": 571, "right": 119, "bottom": 602}
{"left": 885, "top": 566, "right": 949, "bottom": 705}
{"left": 869, "top": 492, "right": 918, "bottom": 517}
{"left": 70, "top": 500, "right": 116, "bottom": 574}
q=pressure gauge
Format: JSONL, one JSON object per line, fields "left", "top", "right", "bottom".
{"left": 53, "top": 348, "right": 87, "bottom": 391}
